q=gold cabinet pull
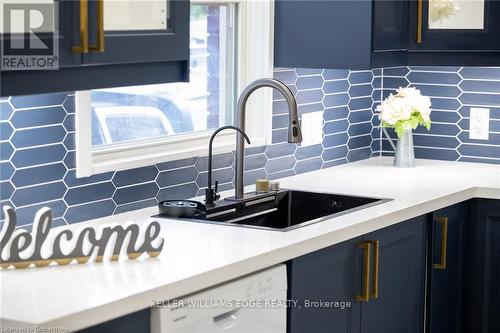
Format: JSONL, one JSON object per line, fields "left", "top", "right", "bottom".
{"left": 433, "top": 217, "right": 448, "bottom": 270}
{"left": 72, "top": 0, "right": 89, "bottom": 53}
{"left": 369, "top": 240, "right": 379, "bottom": 299}
{"left": 416, "top": 0, "right": 423, "bottom": 43}
{"left": 89, "top": 0, "right": 105, "bottom": 52}
{"left": 356, "top": 241, "right": 371, "bottom": 302}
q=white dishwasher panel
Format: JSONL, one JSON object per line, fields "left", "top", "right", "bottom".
{"left": 151, "top": 265, "right": 287, "bottom": 333}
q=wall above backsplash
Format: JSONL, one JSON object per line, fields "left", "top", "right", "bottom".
{"left": 0, "top": 68, "right": 376, "bottom": 228}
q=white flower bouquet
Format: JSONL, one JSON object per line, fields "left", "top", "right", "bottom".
{"left": 376, "top": 87, "right": 432, "bottom": 138}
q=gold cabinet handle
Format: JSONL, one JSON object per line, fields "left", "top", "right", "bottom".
{"left": 72, "top": 0, "right": 89, "bottom": 53}
{"left": 89, "top": 0, "right": 105, "bottom": 52}
{"left": 356, "top": 241, "right": 371, "bottom": 302}
{"left": 416, "top": 0, "right": 423, "bottom": 43}
{"left": 369, "top": 240, "right": 379, "bottom": 299}
{"left": 433, "top": 217, "right": 448, "bottom": 270}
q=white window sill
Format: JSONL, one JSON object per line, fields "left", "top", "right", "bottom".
{"left": 78, "top": 130, "right": 267, "bottom": 177}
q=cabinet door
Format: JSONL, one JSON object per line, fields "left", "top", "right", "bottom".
{"left": 372, "top": 0, "right": 409, "bottom": 67}
{"left": 0, "top": 0, "right": 80, "bottom": 68}
{"left": 1, "top": 0, "right": 189, "bottom": 96}
{"left": 409, "top": 0, "right": 500, "bottom": 50}
{"left": 360, "top": 216, "right": 427, "bottom": 333}
{"left": 274, "top": 0, "right": 372, "bottom": 69}
{"left": 82, "top": 0, "right": 189, "bottom": 65}
{"left": 76, "top": 308, "right": 150, "bottom": 333}
{"left": 373, "top": 0, "right": 409, "bottom": 51}
{"left": 55, "top": 0, "right": 82, "bottom": 67}
{"left": 288, "top": 237, "right": 362, "bottom": 333}
{"left": 427, "top": 203, "right": 466, "bottom": 333}
{"left": 463, "top": 199, "right": 500, "bottom": 333}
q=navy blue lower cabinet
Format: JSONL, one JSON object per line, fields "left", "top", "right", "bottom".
{"left": 288, "top": 216, "right": 427, "bottom": 333}
{"left": 287, "top": 237, "right": 363, "bottom": 333}
{"left": 462, "top": 199, "right": 500, "bottom": 333}
{"left": 427, "top": 203, "right": 466, "bottom": 333}
{"left": 76, "top": 308, "right": 150, "bottom": 333}
{"left": 360, "top": 216, "right": 427, "bottom": 333}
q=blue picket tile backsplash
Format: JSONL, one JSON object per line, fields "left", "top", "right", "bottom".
{"left": 372, "top": 67, "right": 500, "bottom": 165}
{"left": 0, "top": 68, "right": 376, "bottom": 227}
{"left": 1, "top": 66, "right": 499, "bottom": 228}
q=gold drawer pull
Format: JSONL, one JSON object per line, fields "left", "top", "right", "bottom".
{"left": 89, "top": 0, "right": 105, "bottom": 52}
{"left": 433, "top": 217, "right": 448, "bottom": 270}
{"left": 72, "top": 0, "right": 89, "bottom": 53}
{"left": 356, "top": 241, "right": 371, "bottom": 302}
{"left": 369, "top": 240, "right": 379, "bottom": 299}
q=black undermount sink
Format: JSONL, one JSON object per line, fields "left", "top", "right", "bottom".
{"left": 173, "top": 190, "right": 391, "bottom": 231}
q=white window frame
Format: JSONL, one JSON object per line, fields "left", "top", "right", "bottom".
{"left": 75, "top": 0, "right": 275, "bottom": 177}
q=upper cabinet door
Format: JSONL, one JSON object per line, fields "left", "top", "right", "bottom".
{"left": 82, "top": 0, "right": 189, "bottom": 65}
{"left": 373, "top": 0, "right": 409, "bottom": 52}
{"left": 372, "top": 0, "right": 410, "bottom": 67}
{"left": 410, "top": 0, "right": 500, "bottom": 50}
{"left": 0, "top": 0, "right": 80, "bottom": 68}
{"left": 1, "top": 0, "right": 189, "bottom": 96}
{"left": 274, "top": 0, "right": 372, "bottom": 70}
{"left": 57, "top": 0, "right": 82, "bottom": 67}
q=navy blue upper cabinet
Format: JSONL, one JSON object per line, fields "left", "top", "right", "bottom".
{"left": 0, "top": 0, "right": 81, "bottom": 69}
{"left": 372, "top": 0, "right": 409, "bottom": 67}
{"left": 407, "top": 0, "right": 500, "bottom": 66}
{"left": 57, "top": 0, "right": 83, "bottom": 68}
{"left": 1, "top": 0, "right": 189, "bottom": 96}
{"left": 275, "top": 0, "right": 500, "bottom": 69}
{"left": 274, "top": 0, "right": 372, "bottom": 69}
{"left": 82, "top": 0, "right": 189, "bottom": 66}
{"left": 372, "top": 0, "right": 409, "bottom": 52}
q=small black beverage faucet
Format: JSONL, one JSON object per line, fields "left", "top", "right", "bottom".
{"left": 205, "top": 126, "right": 250, "bottom": 206}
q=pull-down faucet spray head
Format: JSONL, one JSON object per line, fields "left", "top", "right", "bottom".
{"left": 287, "top": 100, "right": 302, "bottom": 144}
{"left": 233, "top": 78, "right": 302, "bottom": 200}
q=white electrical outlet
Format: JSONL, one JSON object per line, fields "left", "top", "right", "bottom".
{"left": 300, "top": 111, "right": 323, "bottom": 147}
{"left": 469, "top": 107, "right": 490, "bottom": 140}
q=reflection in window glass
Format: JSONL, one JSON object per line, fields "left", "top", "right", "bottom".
{"left": 91, "top": 4, "right": 236, "bottom": 147}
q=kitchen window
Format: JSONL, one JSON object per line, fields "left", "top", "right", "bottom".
{"left": 76, "top": 0, "right": 274, "bottom": 177}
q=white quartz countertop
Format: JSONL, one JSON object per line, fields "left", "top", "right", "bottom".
{"left": 1, "top": 157, "right": 499, "bottom": 331}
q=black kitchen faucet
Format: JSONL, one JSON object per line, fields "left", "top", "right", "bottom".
{"left": 205, "top": 126, "right": 250, "bottom": 206}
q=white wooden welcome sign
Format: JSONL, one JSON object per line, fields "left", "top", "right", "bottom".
{"left": 0, "top": 205, "right": 164, "bottom": 269}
